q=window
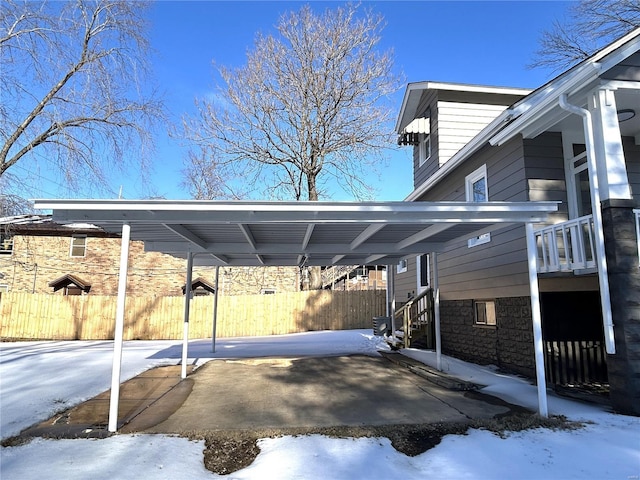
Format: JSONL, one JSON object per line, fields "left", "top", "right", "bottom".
{"left": 465, "top": 165, "right": 488, "bottom": 202}
{"left": 417, "top": 254, "right": 429, "bottom": 288}
{"left": 70, "top": 236, "right": 87, "bottom": 257}
{"left": 0, "top": 233, "right": 13, "bottom": 255}
{"left": 418, "top": 133, "right": 431, "bottom": 166}
{"left": 465, "top": 165, "right": 491, "bottom": 247}
{"left": 474, "top": 300, "right": 496, "bottom": 326}
{"left": 397, "top": 259, "right": 408, "bottom": 274}
{"left": 0, "top": 284, "right": 8, "bottom": 293}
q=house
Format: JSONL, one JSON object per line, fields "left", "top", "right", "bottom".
{"left": 394, "top": 28, "right": 640, "bottom": 415}
{"left": 0, "top": 215, "right": 301, "bottom": 296}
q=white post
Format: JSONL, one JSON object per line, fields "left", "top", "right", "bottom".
{"left": 431, "top": 252, "right": 442, "bottom": 372}
{"left": 108, "top": 223, "right": 131, "bottom": 433}
{"left": 559, "top": 94, "right": 615, "bottom": 354}
{"left": 211, "top": 265, "right": 220, "bottom": 353}
{"left": 387, "top": 264, "right": 396, "bottom": 334}
{"left": 525, "top": 222, "right": 549, "bottom": 417}
{"left": 182, "top": 252, "right": 194, "bottom": 379}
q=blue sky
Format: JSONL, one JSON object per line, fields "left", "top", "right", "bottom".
{"left": 29, "top": 1, "right": 574, "bottom": 201}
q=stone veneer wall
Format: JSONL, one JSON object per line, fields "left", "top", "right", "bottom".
{"left": 439, "top": 296, "right": 535, "bottom": 378}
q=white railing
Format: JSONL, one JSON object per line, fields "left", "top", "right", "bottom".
{"left": 634, "top": 209, "right": 640, "bottom": 268}
{"left": 534, "top": 215, "right": 596, "bottom": 273}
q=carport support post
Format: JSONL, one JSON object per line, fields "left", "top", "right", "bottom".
{"left": 431, "top": 252, "right": 442, "bottom": 372}
{"left": 525, "top": 222, "right": 549, "bottom": 417}
{"left": 108, "top": 223, "right": 131, "bottom": 433}
{"left": 182, "top": 252, "right": 194, "bottom": 379}
{"left": 387, "top": 264, "right": 396, "bottom": 334}
{"left": 211, "top": 265, "right": 220, "bottom": 353}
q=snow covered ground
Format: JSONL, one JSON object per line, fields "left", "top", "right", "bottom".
{"left": 1, "top": 330, "right": 639, "bottom": 479}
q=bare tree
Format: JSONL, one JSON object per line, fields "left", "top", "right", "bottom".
{"left": 531, "top": 0, "right": 640, "bottom": 72}
{"left": 0, "top": 0, "right": 163, "bottom": 194}
{"left": 182, "top": 3, "right": 402, "bottom": 203}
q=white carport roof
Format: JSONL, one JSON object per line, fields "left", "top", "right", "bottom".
{"left": 34, "top": 199, "right": 558, "bottom": 267}
{"left": 33, "top": 198, "right": 558, "bottom": 431}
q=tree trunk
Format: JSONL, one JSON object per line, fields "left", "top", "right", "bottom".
{"left": 307, "top": 173, "right": 323, "bottom": 290}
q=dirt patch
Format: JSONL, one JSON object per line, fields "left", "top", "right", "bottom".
{"left": 183, "top": 413, "right": 583, "bottom": 475}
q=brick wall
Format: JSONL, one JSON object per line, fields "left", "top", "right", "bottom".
{"left": 0, "top": 233, "right": 300, "bottom": 296}
{"left": 440, "top": 296, "right": 535, "bottom": 378}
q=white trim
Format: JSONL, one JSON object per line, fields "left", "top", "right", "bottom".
{"left": 418, "top": 133, "right": 431, "bottom": 166}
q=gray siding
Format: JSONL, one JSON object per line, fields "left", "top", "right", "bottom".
{"left": 417, "top": 137, "right": 530, "bottom": 300}
{"left": 413, "top": 90, "right": 439, "bottom": 189}
{"left": 394, "top": 258, "right": 417, "bottom": 307}
{"left": 404, "top": 132, "right": 566, "bottom": 301}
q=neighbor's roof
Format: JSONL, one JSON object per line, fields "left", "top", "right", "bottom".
{"left": 33, "top": 199, "right": 558, "bottom": 267}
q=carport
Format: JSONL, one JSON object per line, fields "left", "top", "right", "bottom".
{"left": 33, "top": 199, "right": 557, "bottom": 432}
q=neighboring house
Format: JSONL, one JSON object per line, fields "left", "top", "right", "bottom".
{"left": 394, "top": 29, "right": 640, "bottom": 415}
{"left": 321, "top": 265, "right": 387, "bottom": 291}
{"left": 0, "top": 215, "right": 300, "bottom": 296}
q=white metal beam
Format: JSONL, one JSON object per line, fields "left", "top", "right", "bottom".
{"left": 525, "top": 223, "right": 549, "bottom": 417}
{"left": 108, "top": 223, "right": 130, "bottom": 433}
{"left": 162, "top": 224, "right": 207, "bottom": 250}
{"left": 302, "top": 224, "right": 315, "bottom": 249}
{"left": 181, "top": 252, "right": 194, "bottom": 380}
{"left": 396, "top": 224, "right": 453, "bottom": 250}
{"left": 351, "top": 224, "right": 385, "bottom": 249}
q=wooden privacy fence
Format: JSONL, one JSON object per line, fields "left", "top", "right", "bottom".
{"left": 0, "top": 290, "right": 386, "bottom": 341}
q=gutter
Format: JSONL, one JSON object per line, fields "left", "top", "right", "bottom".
{"left": 558, "top": 94, "right": 616, "bottom": 355}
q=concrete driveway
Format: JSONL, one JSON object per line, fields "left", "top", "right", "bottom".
{"left": 143, "top": 354, "right": 517, "bottom": 434}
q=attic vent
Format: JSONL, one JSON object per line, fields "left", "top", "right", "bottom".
{"left": 398, "top": 117, "right": 430, "bottom": 145}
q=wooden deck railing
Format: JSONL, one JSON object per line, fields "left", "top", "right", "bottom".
{"left": 391, "top": 288, "right": 434, "bottom": 349}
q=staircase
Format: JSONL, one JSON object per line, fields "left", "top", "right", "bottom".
{"left": 321, "top": 265, "right": 359, "bottom": 289}
{"left": 389, "top": 288, "right": 435, "bottom": 349}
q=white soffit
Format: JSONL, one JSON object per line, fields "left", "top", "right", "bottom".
{"left": 33, "top": 199, "right": 558, "bottom": 267}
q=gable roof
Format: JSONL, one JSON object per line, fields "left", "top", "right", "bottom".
{"left": 48, "top": 274, "right": 91, "bottom": 293}
{"left": 405, "top": 28, "right": 640, "bottom": 201}
{"left": 182, "top": 276, "right": 216, "bottom": 294}
{"left": 395, "top": 81, "right": 531, "bottom": 134}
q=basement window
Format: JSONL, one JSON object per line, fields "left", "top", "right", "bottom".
{"left": 474, "top": 300, "right": 496, "bottom": 326}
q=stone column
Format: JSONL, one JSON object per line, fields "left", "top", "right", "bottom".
{"left": 601, "top": 199, "right": 640, "bottom": 416}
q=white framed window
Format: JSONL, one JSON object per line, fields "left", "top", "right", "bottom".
{"left": 0, "top": 233, "right": 13, "bottom": 255}
{"left": 70, "top": 236, "right": 87, "bottom": 257}
{"left": 396, "top": 259, "right": 408, "bottom": 274}
{"left": 474, "top": 300, "right": 496, "bottom": 326}
{"left": 466, "top": 165, "right": 491, "bottom": 247}
{"left": 418, "top": 133, "right": 431, "bottom": 166}
{"left": 465, "top": 164, "right": 488, "bottom": 202}
{"left": 0, "top": 284, "right": 9, "bottom": 292}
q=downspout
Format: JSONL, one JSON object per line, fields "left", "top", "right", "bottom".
{"left": 558, "top": 94, "right": 615, "bottom": 354}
